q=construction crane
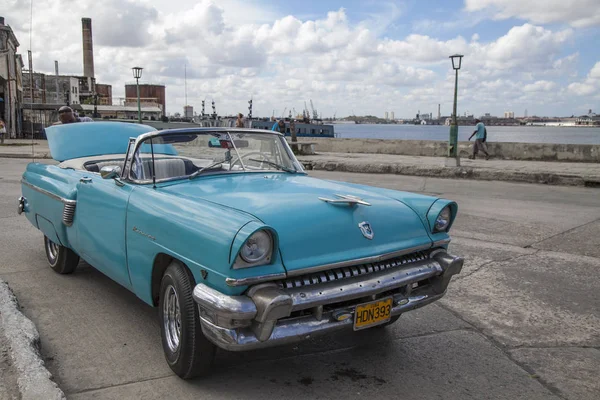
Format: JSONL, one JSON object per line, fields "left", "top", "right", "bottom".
{"left": 281, "top": 107, "right": 287, "bottom": 119}
{"left": 310, "top": 99, "right": 318, "bottom": 120}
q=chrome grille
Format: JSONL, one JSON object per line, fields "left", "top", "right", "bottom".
{"left": 62, "top": 202, "right": 76, "bottom": 226}
{"left": 279, "top": 251, "right": 430, "bottom": 289}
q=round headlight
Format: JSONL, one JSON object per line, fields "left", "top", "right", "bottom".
{"left": 240, "top": 230, "right": 272, "bottom": 263}
{"left": 435, "top": 206, "right": 451, "bottom": 232}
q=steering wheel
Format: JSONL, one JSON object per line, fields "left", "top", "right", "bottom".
{"left": 229, "top": 152, "right": 269, "bottom": 170}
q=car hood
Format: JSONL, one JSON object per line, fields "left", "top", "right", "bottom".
{"left": 161, "top": 173, "right": 434, "bottom": 273}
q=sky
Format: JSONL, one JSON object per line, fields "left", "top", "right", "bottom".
{"left": 4, "top": 0, "right": 600, "bottom": 118}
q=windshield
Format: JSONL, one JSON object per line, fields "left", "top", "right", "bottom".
{"left": 129, "top": 131, "right": 304, "bottom": 183}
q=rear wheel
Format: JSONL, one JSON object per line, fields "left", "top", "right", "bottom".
{"left": 159, "top": 261, "right": 215, "bottom": 379}
{"left": 44, "top": 236, "right": 79, "bottom": 274}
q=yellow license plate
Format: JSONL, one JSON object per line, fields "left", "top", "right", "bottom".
{"left": 353, "top": 297, "right": 393, "bottom": 330}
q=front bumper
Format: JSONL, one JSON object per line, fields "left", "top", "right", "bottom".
{"left": 193, "top": 250, "right": 463, "bottom": 351}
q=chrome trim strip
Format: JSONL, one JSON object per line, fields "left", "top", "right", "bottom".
{"left": 225, "top": 272, "right": 288, "bottom": 287}
{"left": 21, "top": 180, "right": 76, "bottom": 205}
{"left": 432, "top": 238, "right": 451, "bottom": 247}
{"left": 285, "top": 243, "right": 432, "bottom": 278}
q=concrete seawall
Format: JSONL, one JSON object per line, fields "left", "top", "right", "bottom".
{"left": 293, "top": 138, "right": 600, "bottom": 162}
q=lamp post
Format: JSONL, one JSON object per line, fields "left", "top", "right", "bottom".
{"left": 132, "top": 67, "right": 143, "bottom": 123}
{"left": 447, "top": 54, "right": 463, "bottom": 167}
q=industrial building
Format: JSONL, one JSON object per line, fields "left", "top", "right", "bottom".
{"left": 95, "top": 83, "right": 112, "bottom": 105}
{"left": 125, "top": 84, "right": 166, "bottom": 116}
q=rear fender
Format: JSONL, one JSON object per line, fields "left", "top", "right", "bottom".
{"left": 21, "top": 163, "right": 81, "bottom": 249}
{"left": 36, "top": 216, "right": 62, "bottom": 246}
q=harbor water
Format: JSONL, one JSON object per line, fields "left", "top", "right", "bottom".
{"left": 334, "top": 124, "right": 600, "bottom": 145}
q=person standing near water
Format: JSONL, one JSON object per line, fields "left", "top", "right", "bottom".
{"left": 468, "top": 119, "right": 490, "bottom": 159}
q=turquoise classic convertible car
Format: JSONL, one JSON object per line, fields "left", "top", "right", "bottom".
{"left": 19, "top": 122, "right": 463, "bottom": 379}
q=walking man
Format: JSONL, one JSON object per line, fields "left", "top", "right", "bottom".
{"left": 271, "top": 119, "right": 286, "bottom": 133}
{"left": 468, "top": 119, "right": 490, "bottom": 159}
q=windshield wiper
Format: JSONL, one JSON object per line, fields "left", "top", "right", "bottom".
{"left": 248, "top": 159, "right": 296, "bottom": 173}
{"left": 189, "top": 161, "right": 224, "bottom": 180}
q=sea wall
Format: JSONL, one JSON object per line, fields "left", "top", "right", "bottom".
{"left": 291, "top": 138, "right": 600, "bottom": 162}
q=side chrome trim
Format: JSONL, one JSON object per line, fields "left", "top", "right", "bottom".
{"left": 284, "top": 243, "right": 432, "bottom": 278}
{"left": 225, "top": 272, "right": 288, "bottom": 287}
{"left": 432, "top": 238, "right": 451, "bottom": 247}
{"left": 21, "top": 180, "right": 77, "bottom": 206}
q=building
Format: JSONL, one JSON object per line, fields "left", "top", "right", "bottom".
{"left": 0, "top": 16, "right": 24, "bottom": 138}
{"left": 21, "top": 71, "right": 99, "bottom": 106}
{"left": 504, "top": 111, "right": 515, "bottom": 119}
{"left": 390, "top": 111, "right": 395, "bottom": 121}
{"left": 384, "top": 111, "right": 389, "bottom": 120}
{"left": 95, "top": 83, "right": 112, "bottom": 105}
{"left": 184, "top": 105, "right": 193, "bottom": 118}
{"left": 22, "top": 72, "right": 80, "bottom": 104}
{"left": 125, "top": 84, "right": 166, "bottom": 116}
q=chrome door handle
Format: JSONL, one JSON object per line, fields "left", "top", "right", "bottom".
{"left": 80, "top": 177, "right": 92, "bottom": 183}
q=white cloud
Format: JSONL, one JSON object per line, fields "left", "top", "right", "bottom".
{"left": 523, "top": 81, "right": 557, "bottom": 92}
{"left": 568, "top": 62, "right": 600, "bottom": 97}
{"left": 464, "top": 0, "right": 600, "bottom": 27}
{"left": 2, "top": 0, "right": 591, "bottom": 117}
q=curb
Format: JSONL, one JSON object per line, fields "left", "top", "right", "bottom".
{"left": 300, "top": 159, "right": 598, "bottom": 187}
{"left": 0, "top": 153, "right": 50, "bottom": 159}
{"left": 0, "top": 280, "right": 66, "bottom": 400}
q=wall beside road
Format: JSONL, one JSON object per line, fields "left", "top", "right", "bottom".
{"left": 295, "top": 138, "right": 600, "bottom": 162}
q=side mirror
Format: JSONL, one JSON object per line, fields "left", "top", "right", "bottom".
{"left": 100, "top": 165, "right": 122, "bottom": 180}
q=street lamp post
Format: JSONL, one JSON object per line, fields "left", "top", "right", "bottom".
{"left": 132, "top": 67, "right": 143, "bottom": 123}
{"left": 447, "top": 54, "right": 463, "bottom": 167}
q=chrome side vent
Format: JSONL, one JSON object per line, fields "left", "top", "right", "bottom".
{"left": 279, "top": 251, "right": 429, "bottom": 289}
{"left": 62, "top": 202, "right": 76, "bottom": 226}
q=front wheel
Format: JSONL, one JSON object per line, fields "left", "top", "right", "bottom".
{"left": 44, "top": 236, "right": 79, "bottom": 274}
{"left": 159, "top": 261, "right": 215, "bottom": 379}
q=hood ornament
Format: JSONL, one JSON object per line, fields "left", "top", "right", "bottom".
{"left": 318, "top": 194, "right": 371, "bottom": 207}
{"left": 358, "top": 221, "right": 374, "bottom": 240}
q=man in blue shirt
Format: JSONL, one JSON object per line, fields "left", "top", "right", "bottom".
{"left": 272, "top": 119, "right": 286, "bottom": 133}
{"left": 468, "top": 119, "right": 490, "bottom": 159}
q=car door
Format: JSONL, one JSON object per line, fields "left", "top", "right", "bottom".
{"left": 75, "top": 171, "right": 134, "bottom": 289}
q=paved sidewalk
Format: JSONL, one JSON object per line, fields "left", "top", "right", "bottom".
{"left": 0, "top": 139, "right": 50, "bottom": 159}
{"left": 1, "top": 139, "right": 598, "bottom": 187}
{"left": 297, "top": 152, "right": 600, "bottom": 187}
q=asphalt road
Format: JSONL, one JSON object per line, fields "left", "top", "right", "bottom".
{"left": 1, "top": 158, "right": 598, "bottom": 399}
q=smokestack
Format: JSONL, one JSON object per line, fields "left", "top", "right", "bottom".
{"left": 82, "top": 18, "right": 95, "bottom": 78}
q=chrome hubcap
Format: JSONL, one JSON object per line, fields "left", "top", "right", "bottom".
{"left": 46, "top": 238, "right": 59, "bottom": 263}
{"left": 163, "top": 285, "right": 181, "bottom": 353}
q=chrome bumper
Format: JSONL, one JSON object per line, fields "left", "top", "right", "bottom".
{"left": 192, "top": 250, "right": 463, "bottom": 351}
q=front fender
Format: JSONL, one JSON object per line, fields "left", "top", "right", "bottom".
{"left": 126, "top": 185, "right": 259, "bottom": 302}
